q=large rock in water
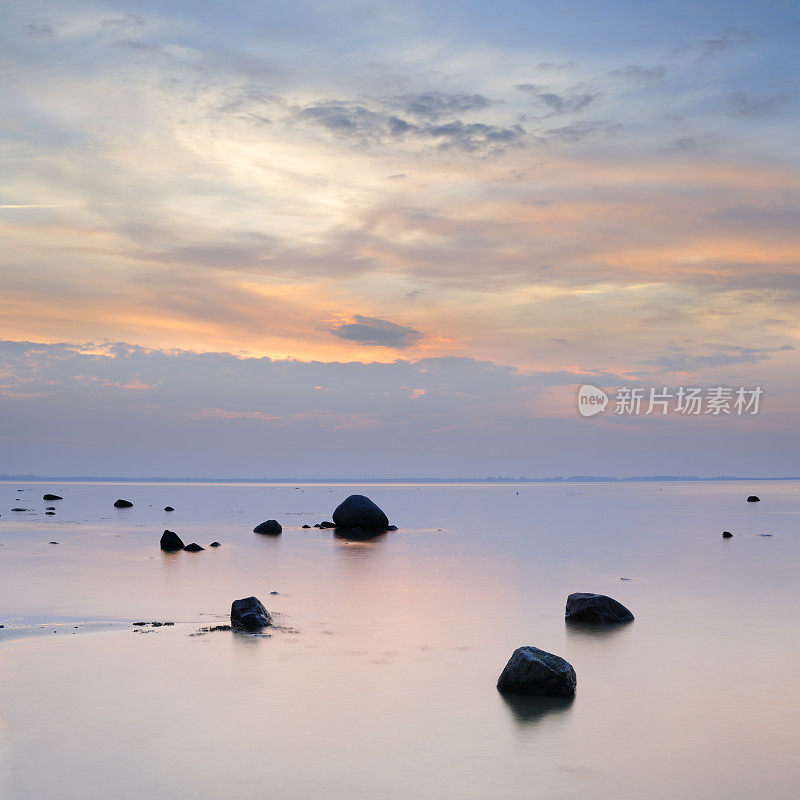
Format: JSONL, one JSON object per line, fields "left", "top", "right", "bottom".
{"left": 497, "top": 646, "right": 577, "bottom": 697}
{"left": 231, "top": 596, "right": 273, "bottom": 631}
{"left": 332, "top": 495, "right": 389, "bottom": 530}
{"left": 565, "top": 592, "right": 634, "bottom": 623}
{"left": 160, "top": 530, "right": 185, "bottom": 551}
{"left": 114, "top": 499, "right": 133, "bottom": 508}
{"left": 253, "top": 520, "right": 282, "bottom": 535}
{"left": 42, "top": 494, "right": 62, "bottom": 501}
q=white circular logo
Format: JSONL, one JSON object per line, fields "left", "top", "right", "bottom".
{"left": 577, "top": 384, "right": 608, "bottom": 417}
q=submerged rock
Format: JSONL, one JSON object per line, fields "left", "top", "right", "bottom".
{"left": 565, "top": 592, "right": 634, "bottom": 623}
{"left": 497, "top": 646, "right": 577, "bottom": 697}
{"left": 332, "top": 495, "right": 389, "bottom": 530}
{"left": 722, "top": 530, "right": 733, "bottom": 538}
{"left": 164, "top": 506, "right": 175, "bottom": 512}
{"left": 231, "top": 596, "right": 273, "bottom": 631}
{"left": 11, "top": 508, "right": 26, "bottom": 512}
{"left": 253, "top": 519, "right": 282, "bottom": 535}
{"left": 45, "top": 511, "right": 55, "bottom": 515}
{"left": 114, "top": 499, "right": 133, "bottom": 508}
{"left": 42, "top": 494, "right": 62, "bottom": 501}
{"left": 45, "top": 506, "right": 55, "bottom": 510}
{"left": 209, "top": 541, "right": 221, "bottom": 547}
{"left": 183, "top": 543, "right": 204, "bottom": 552}
{"left": 747, "top": 495, "right": 760, "bottom": 502}
{"left": 301, "top": 524, "right": 311, "bottom": 529}
{"left": 319, "top": 520, "right": 335, "bottom": 529}
{"left": 160, "top": 529, "right": 185, "bottom": 551}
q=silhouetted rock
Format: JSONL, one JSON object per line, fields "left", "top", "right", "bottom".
{"left": 45, "top": 511, "right": 55, "bottom": 515}
{"left": 164, "top": 506, "right": 174, "bottom": 512}
{"left": 45, "top": 506, "right": 55, "bottom": 510}
{"left": 42, "top": 494, "right": 62, "bottom": 500}
{"left": 497, "top": 646, "right": 577, "bottom": 697}
{"left": 183, "top": 543, "right": 204, "bottom": 552}
{"left": 565, "top": 592, "right": 634, "bottom": 623}
{"left": 319, "top": 520, "right": 335, "bottom": 529}
{"left": 49, "top": 541, "right": 58, "bottom": 544}
{"left": 114, "top": 499, "right": 133, "bottom": 508}
{"left": 160, "top": 529, "right": 185, "bottom": 551}
{"left": 231, "top": 596, "right": 273, "bottom": 631}
{"left": 722, "top": 530, "right": 733, "bottom": 538}
{"left": 209, "top": 541, "right": 221, "bottom": 547}
{"left": 387, "top": 525, "right": 398, "bottom": 531}
{"left": 253, "top": 519, "right": 282, "bottom": 535}
{"left": 11, "top": 508, "right": 26, "bottom": 512}
{"left": 332, "top": 495, "right": 389, "bottom": 530}
{"left": 747, "top": 495, "right": 760, "bottom": 502}
{"left": 301, "top": 524, "right": 311, "bottom": 529}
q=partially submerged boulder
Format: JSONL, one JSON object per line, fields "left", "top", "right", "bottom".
{"left": 231, "top": 596, "right": 273, "bottom": 631}
{"left": 332, "top": 495, "right": 389, "bottom": 530}
{"left": 722, "top": 530, "right": 733, "bottom": 538}
{"left": 164, "top": 506, "right": 175, "bottom": 512}
{"left": 183, "top": 543, "right": 204, "bottom": 552}
{"left": 209, "top": 541, "right": 221, "bottom": 547}
{"left": 253, "top": 519, "right": 282, "bottom": 535}
{"left": 497, "top": 646, "right": 577, "bottom": 697}
{"left": 565, "top": 592, "right": 634, "bottom": 624}
{"left": 114, "top": 499, "right": 133, "bottom": 508}
{"left": 160, "top": 529, "right": 185, "bottom": 552}
{"left": 42, "top": 494, "right": 62, "bottom": 501}
{"left": 747, "top": 495, "right": 760, "bottom": 502}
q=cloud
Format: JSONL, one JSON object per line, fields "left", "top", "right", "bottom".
{"left": 649, "top": 345, "right": 794, "bottom": 372}
{"left": 728, "top": 91, "right": 790, "bottom": 118}
{"left": 328, "top": 316, "right": 424, "bottom": 348}
{"left": 608, "top": 65, "right": 667, "bottom": 83}
{"left": 538, "top": 121, "right": 622, "bottom": 143}
{"left": 516, "top": 84, "right": 599, "bottom": 115}
{"left": 391, "top": 91, "right": 493, "bottom": 120}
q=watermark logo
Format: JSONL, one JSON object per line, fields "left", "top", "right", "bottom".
{"left": 576, "top": 386, "right": 763, "bottom": 417}
{"left": 577, "top": 384, "right": 609, "bottom": 417}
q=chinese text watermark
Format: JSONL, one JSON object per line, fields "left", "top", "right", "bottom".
{"left": 577, "top": 385, "right": 763, "bottom": 418}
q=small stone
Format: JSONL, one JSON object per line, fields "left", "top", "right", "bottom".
{"left": 231, "top": 596, "right": 273, "bottom": 631}
{"left": 319, "top": 520, "right": 335, "bottom": 529}
{"left": 42, "top": 494, "right": 63, "bottom": 501}
{"left": 45, "top": 511, "right": 55, "bottom": 515}
{"left": 722, "top": 531, "right": 733, "bottom": 538}
{"left": 497, "top": 646, "right": 577, "bottom": 697}
{"left": 253, "top": 520, "right": 282, "bottom": 535}
{"left": 11, "top": 508, "right": 26, "bottom": 512}
{"left": 164, "top": 506, "right": 175, "bottom": 512}
{"left": 332, "top": 495, "right": 390, "bottom": 530}
{"left": 160, "top": 529, "right": 185, "bottom": 551}
{"left": 301, "top": 524, "right": 311, "bottom": 529}
{"left": 565, "top": 593, "right": 634, "bottom": 624}
{"left": 114, "top": 499, "right": 133, "bottom": 508}
{"left": 49, "top": 541, "right": 58, "bottom": 544}
{"left": 209, "top": 541, "right": 221, "bottom": 547}
{"left": 183, "top": 543, "right": 204, "bottom": 552}
{"left": 45, "top": 506, "right": 55, "bottom": 510}
{"left": 747, "top": 495, "right": 760, "bottom": 502}
{"left": 387, "top": 525, "right": 398, "bottom": 531}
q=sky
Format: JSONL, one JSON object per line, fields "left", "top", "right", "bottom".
{"left": 1, "top": 0, "right": 798, "bottom": 478}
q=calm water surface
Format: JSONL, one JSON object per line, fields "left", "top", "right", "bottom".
{"left": 0, "top": 480, "right": 798, "bottom": 799}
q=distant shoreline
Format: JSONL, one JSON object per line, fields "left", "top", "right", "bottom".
{"left": 2, "top": 475, "right": 799, "bottom": 484}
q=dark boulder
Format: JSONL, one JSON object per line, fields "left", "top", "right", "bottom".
{"left": 747, "top": 495, "right": 760, "bottom": 502}
{"left": 231, "top": 596, "right": 273, "bottom": 631}
{"left": 565, "top": 592, "right": 634, "bottom": 623}
{"left": 332, "top": 495, "right": 389, "bottom": 530}
{"left": 45, "top": 511, "right": 55, "bottom": 515}
{"left": 387, "top": 525, "right": 398, "bottom": 531}
{"left": 209, "top": 541, "right": 221, "bottom": 547}
{"left": 114, "top": 499, "right": 133, "bottom": 508}
{"left": 160, "top": 529, "right": 185, "bottom": 551}
{"left": 497, "top": 646, "right": 577, "bottom": 697}
{"left": 46, "top": 506, "right": 55, "bottom": 510}
{"left": 301, "top": 524, "right": 311, "bottom": 529}
{"left": 319, "top": 520, "right": 336, "bottom": 529}
{"left": 42, "top": 494, "right": 62, "bottom": 501}
{"left": 722, "top": 530, "right": 733, "bottom": 538}
{"left": 183, "top": 543, "right": 204, "bottom": 552}
{"left": 253, "top": 520, "right": 282, "bottom": 535}
{"left": 164, "top": 506, "right": 175, "bottom": 512}
{"left": 11, "top": 508, "right": 26, "bottom": 512}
